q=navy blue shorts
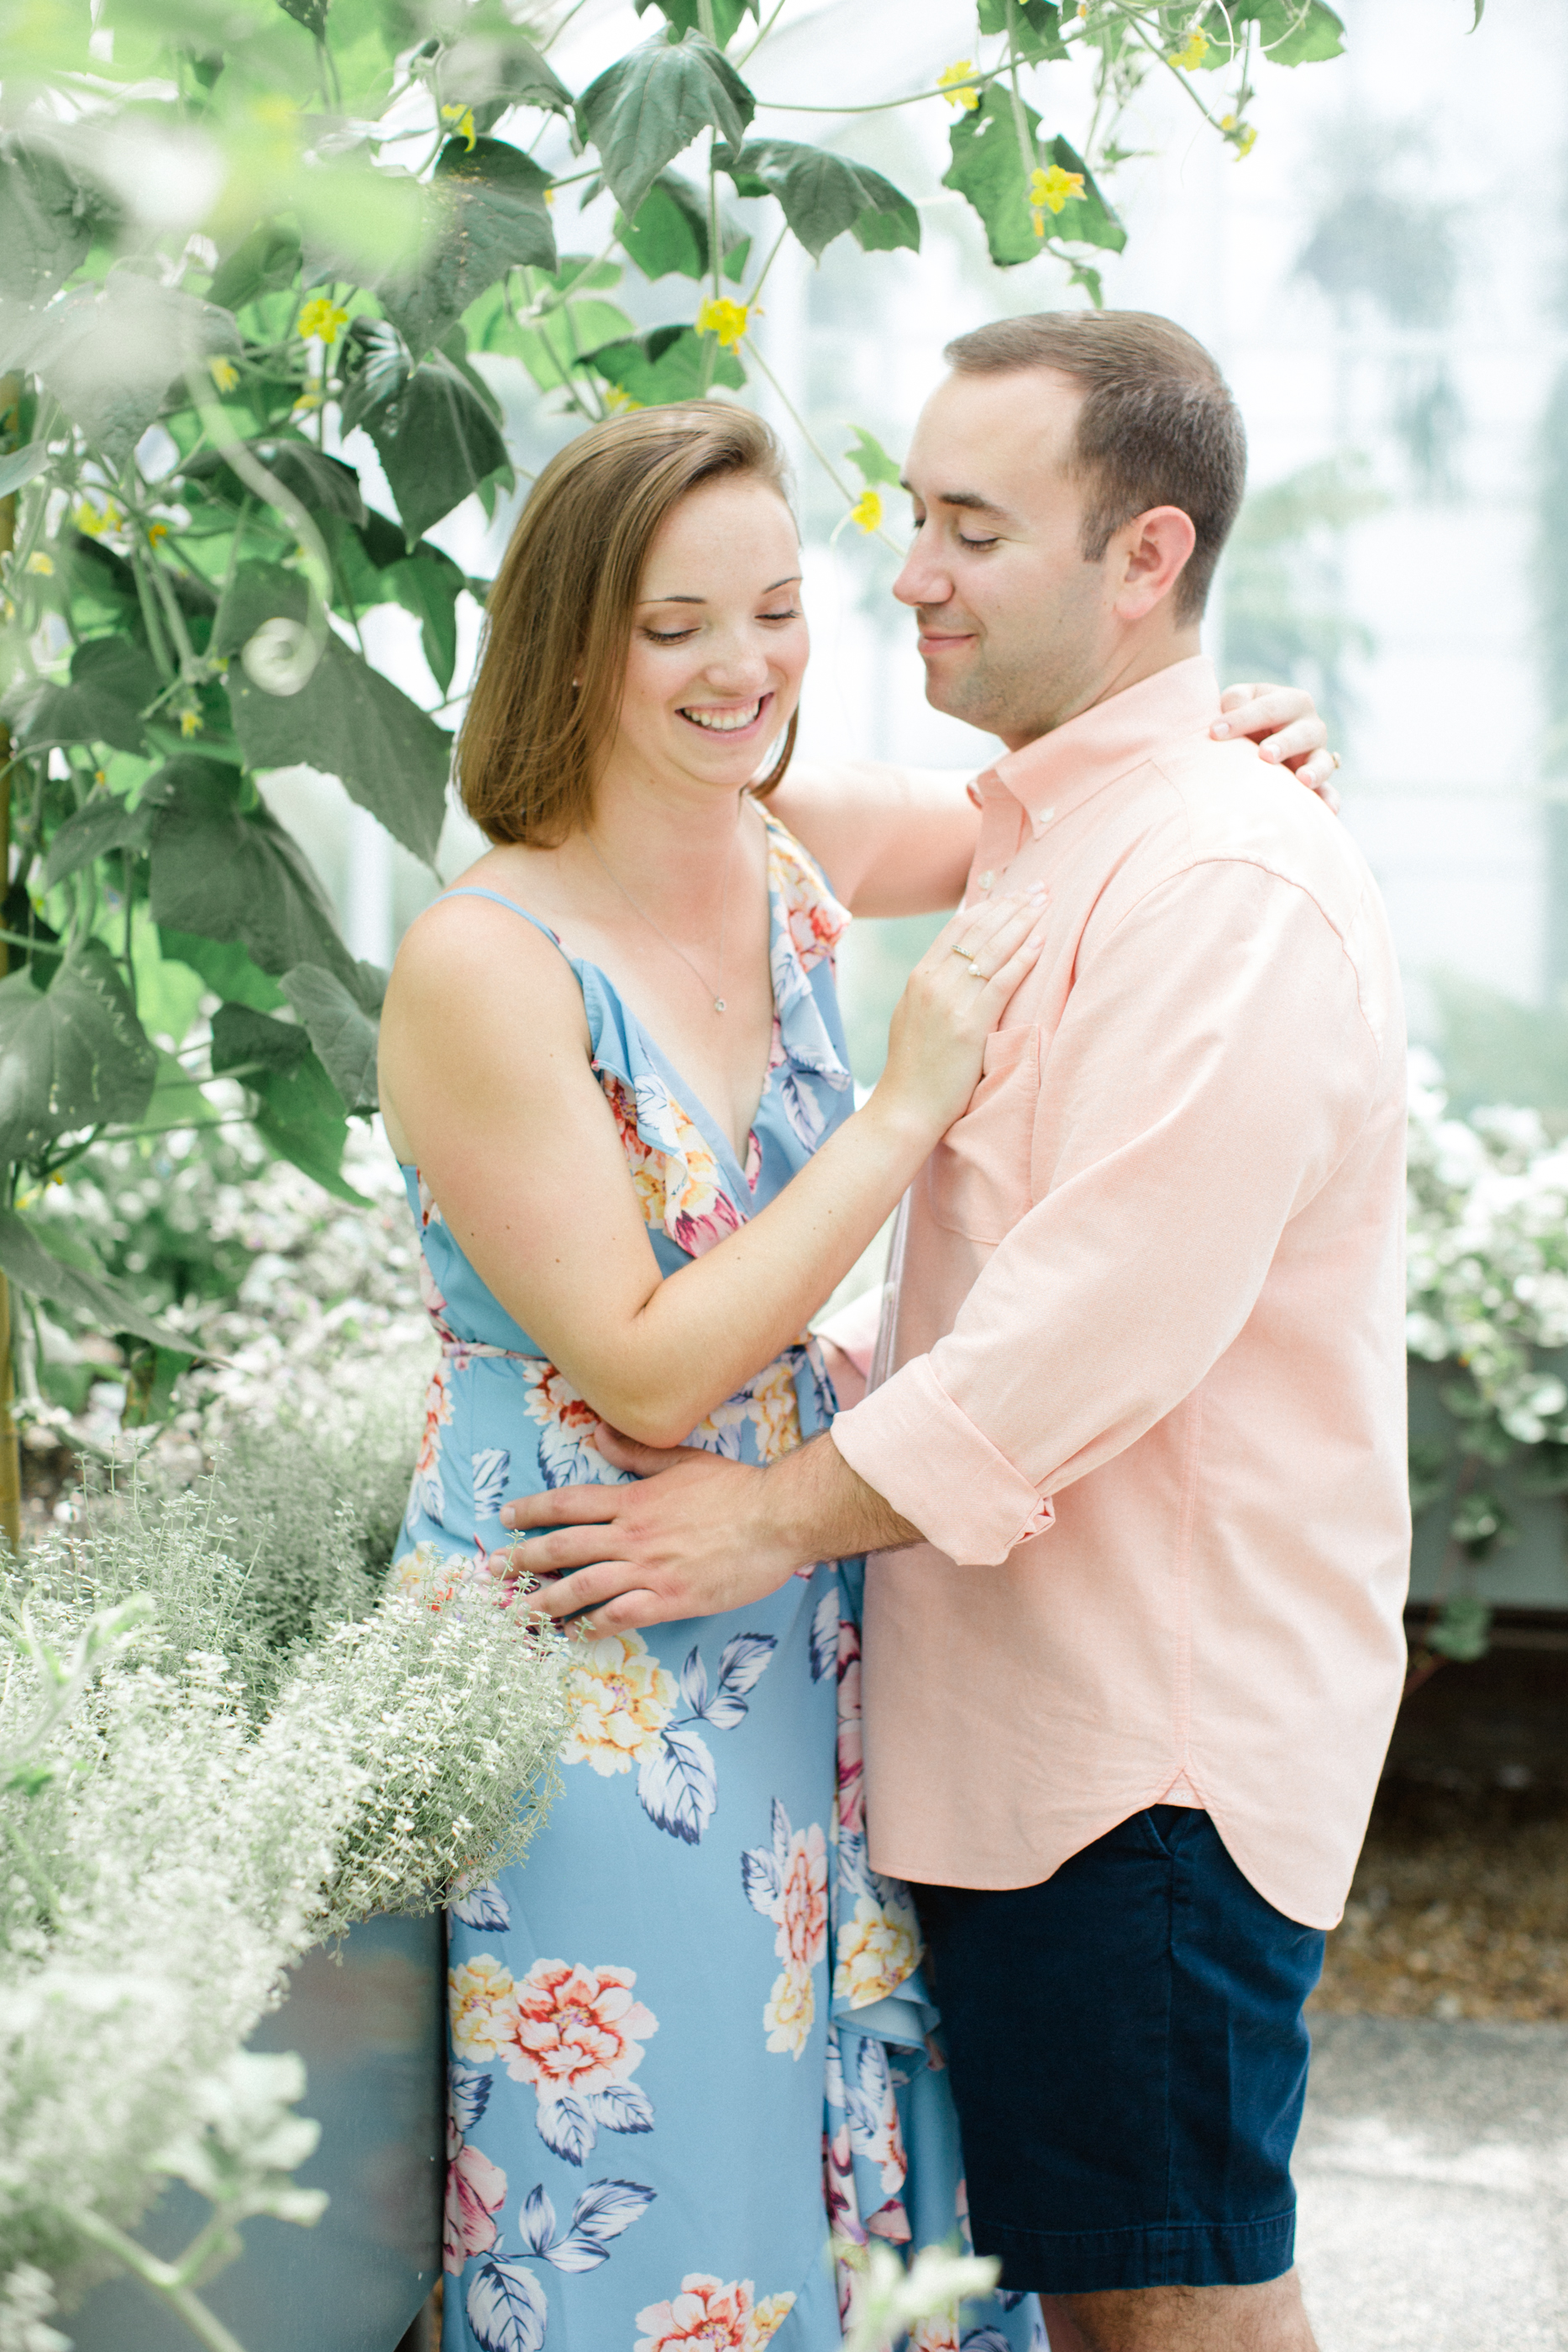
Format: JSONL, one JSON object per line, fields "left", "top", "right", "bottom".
{"left": 913, "top": 1807, "right": 1325, "bottom": 2296}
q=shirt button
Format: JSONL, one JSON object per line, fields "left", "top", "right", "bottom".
{"left": 978, "top": 870, "right": 994, "bottom": 892}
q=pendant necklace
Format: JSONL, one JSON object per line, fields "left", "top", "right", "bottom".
{"left": 586, "top": 799, "right": 742, "bottom": 1015}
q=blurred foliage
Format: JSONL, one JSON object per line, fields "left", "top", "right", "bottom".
{"left": 1221, "top": 454, "right": 1384, "bottom": 753}
{"left": 0, "top": 0, "right": 1350, "bottom": 1377}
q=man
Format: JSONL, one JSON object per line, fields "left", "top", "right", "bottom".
{"left": 500, "top": 312, "right": 1410, "bottom": 2352}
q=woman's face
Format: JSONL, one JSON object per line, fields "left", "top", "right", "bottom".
{"left": 609, "top": 474, "right": 808, "bottom": 799}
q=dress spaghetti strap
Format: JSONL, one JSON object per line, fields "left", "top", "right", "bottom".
{"left": 427, "top": 885, "right": 563, "bottom": 950}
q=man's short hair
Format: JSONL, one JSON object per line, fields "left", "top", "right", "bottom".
{"left": 942, "top": 312, "right": 1246, "bottom": 622}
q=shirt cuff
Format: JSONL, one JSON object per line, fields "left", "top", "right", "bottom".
{"left": 831, "top": 1353, "right": 1054, "bottom": 1567}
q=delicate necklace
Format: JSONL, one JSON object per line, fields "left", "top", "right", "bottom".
{"left": 586, "top": 800, "right": 743, "bottom": 1014}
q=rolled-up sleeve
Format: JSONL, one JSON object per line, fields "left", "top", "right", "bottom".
{"left": 830, "top": 859, "right": 1383, "bottom": 1565}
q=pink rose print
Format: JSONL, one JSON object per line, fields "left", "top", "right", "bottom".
{"left": 443, "top": 2140, "right": 506, "bottom": 2274}
{"left": 503, "top": 1959, "right": 657, "bottom": 2097}
{"left": 836, "top": 1612, "right": 864, "bottom": 1837}
{"left": 634, "top": 2274, "right": 794, "bottom": 2352}
{"left": 500, "top": 1958, "right": 659, "bottom": 2164}
{"left": 777, "top": 1822, "right": 829, "bottom": 1976}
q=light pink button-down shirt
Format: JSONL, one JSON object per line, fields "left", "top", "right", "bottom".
{"left": 830, "top": 657, "right": 1409, "bottom": 1931}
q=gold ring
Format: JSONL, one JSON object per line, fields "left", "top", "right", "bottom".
{"left": 969, "top": 966, "right": 989, "bottom": 983}
{"left": 950, "top": 945, "right": 976, "bottom": 963}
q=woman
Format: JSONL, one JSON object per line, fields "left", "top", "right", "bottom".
{"left": 377, "top": 402, "right": 1331, "bottom": 2352}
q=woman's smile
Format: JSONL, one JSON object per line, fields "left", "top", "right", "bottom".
{"left": 676, "top": 692, "right": 772, "bottom": 737}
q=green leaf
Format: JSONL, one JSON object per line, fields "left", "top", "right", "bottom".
{"left": 0, "top": 444, "right": 49, "bottom": 499}
{"left": 281, "top": 963, "right": 383, "bottom": 1116}
{"left": 343, "top": 326, "right": 511, "bottom": 543}
{"left": 0, "top": 140, "right": 118, "bottom": 307}
{"left": 720, "top": 140, "right": 919, "bottom": 262}
{"left": 469, "top": 283, "right": 639, "bottom": 392}
{"left": 634, "top": 0, "right": 757, "bottom": 36}
{"left": 1471, "top": 0, "right": 1485, "bottom": 23}
{"left": 1198, "top": 1, "right": 1345, "bottom": 65}
{"left": 383, "top": 547, "right": 465, "bottom": 696}
{"left": 0, "top": 1208, "right": 199, "bottom": 1353}
{"left": 157, "top": 928, "right": 285, "bottom": 1013}
{"left": 577, "top": 29, "right": 755, "bottom": 221}
{"left": 943, "top": 92, "right": 1124, "bottom": 268}
{"left": 1426, "top": 1593, "right": 1492, "bottom": 1663}
{"left": 0, "top": 942, "right": 156, "bottom": 1165}
{"left": 617, "top": 173, "right": 709, "bottom": 281}
{"left": 217, "top": 582, "right": 453, "bottom": 865}
{"left": 582, "top": 323, "right": 744, "bottom": 405}
{"left": 976, "top": 0, "right": 1067, "bottom": 61}
{"left": 7, "top": 277, "right": 239, "bottom": 470}
{"left": 182, "top": 436, "right": 368, "bottom": 527}
{"left": 210, "top": 1003, "right": 363, "bottom": 1200}
{"left": 207, "top": 219, "right": 304, "bottom": 312}
{"left": 1450, "top": 1485, "right": 1517, "bottom": 1559}
{"left": 440, "top": 6, "right": 574, "bottom": 121}
{"left": 277, "top": 0, "right": 328, "bottom": 34}
{"left": 8, "top": 638, "right": 163, "bottom": 758}
{"left": 43, "top": 790, "right": 157, "bottom": 891}
{"left": 382, "top": 137, "right": 557, "bottom": 360}
{"left": 845, "top": 426, "right": 901, "bottom": 490}
{"left": 145, "top": 755, "right": 364, "bottom": 991}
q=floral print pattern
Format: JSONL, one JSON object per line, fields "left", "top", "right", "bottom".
{"left": 560, "top": 1632, "right": 679, "bottom": 1777}
{"left": 396, "top": 819, "right": 1037, "bottom": 2349}
{"left": 634, "top": 2276, "right": 795, "bottom": 2352}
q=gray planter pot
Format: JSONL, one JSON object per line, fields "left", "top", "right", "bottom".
{"left": 1408, "top": 1357, "right": 1568, "bottom": 1613}
{"left": 66, "top": 1908, "right": 444, "bottom": 2352}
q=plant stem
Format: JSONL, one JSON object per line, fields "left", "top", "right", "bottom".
{"left": 747, "top": 222, "right": 790, "bottom": 306}
{"left": 70, "top": 2208, "right": 253, "bottom": 2352}
{"left": 752, "top": 72, "right": 1001, "bottom": 114}
{"left": 0, "top": 370, "right": 20, "bottom": 1559}
{"left": 745, "top": 343, "right": 855, "bottom": 500}
{"left": 737, "top": 0, "right": 790, "bottom": 67}
{"left": 1004, "top": 3, "right": 1038, "bottom": 197}
{"left": 708, "top": 131, "right": 724, "bottom": 302}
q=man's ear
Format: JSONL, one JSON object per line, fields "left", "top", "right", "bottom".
{"left": 1111, "top": 505, "right": 1198, "bottom": 623}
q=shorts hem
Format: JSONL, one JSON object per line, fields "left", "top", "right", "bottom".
{"left": 976, "top": 2206, "right": 1297, "bottom": 2294}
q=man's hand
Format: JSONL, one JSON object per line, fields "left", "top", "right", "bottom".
{"left": 1212, "top": 682, "right": 1341, "bottom": 811}
{"left": 493, "top": 1425, "right": 915, "bottom": 1632}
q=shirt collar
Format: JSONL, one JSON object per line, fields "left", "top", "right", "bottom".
{"left": 978, "top": 654, "right": 1222, "bottom": 838}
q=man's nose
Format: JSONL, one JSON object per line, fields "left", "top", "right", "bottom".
{"left": 893, "top": 538, "right": 953, "bottom": 611}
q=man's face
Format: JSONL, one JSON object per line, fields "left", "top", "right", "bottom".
{"left": 894, "top": 367, "right": 1123, "bottom": 750}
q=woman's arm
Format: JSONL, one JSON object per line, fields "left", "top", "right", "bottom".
{"left": 768, "top": 684, "right": 1340, "bottom": 918}
{"left": 378, "top": 888, "right": 1046, "bottom": 1449}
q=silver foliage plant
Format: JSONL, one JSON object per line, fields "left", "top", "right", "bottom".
{"left": 0, "top": 1402, "right": 571, "bottom": 2349}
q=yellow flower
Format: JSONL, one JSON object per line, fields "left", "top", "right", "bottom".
{"left": 1233, "top": 123, "right": 1257, "bottom": 158}
{"left": 24, "top": 551, "right": 53, "bottom": 575}
{"left": 178, "top": 706, "right": 202, "bottom": 738}
{"left": 72, "top": 498, "right": 122, "bottom": 538}
{"left": 441, "top": 102, "right": 477, "bottom": 150}
{"left": 545, "top": 185, "right": 556, "bottom": 206}
{"left": 208, "top": 356, "right": 239, "bottom": 394}
{"left": 296, "top": 295, "right": 349, "bottom": 345}
{"left": 938, "top": 59, "right": 980, "bottom": 110}
{"left": 751, "top": 2295, "right": 797, "bottom": 2347}
{"left": 147, "top": 521, "right": 169, "bottom": 545}
{"left": 450, "top": 1954, "right": 517, "bottom": 2060}
{"left": 93, "top": 769, "right": 106, "bottom": 786}
{"left": 562, "top": 1630, "right": 679, "bottom": 1775}
{"left": 1030, "top": 163, "right": 1085, "bottom": 218}
{"left": 604, "top": 385, "right": 643, "bottom": 414}
{"left": 763, "top": 1959, "right": 815, "bottom": 2058}
{"left": 849, "top": 488, "right": 883, "bottom": 533}
{"left": 833, "top": 1893, "right": 921, "bottom": 2007}
{"left": 695, "top": 296, "right": 750, "bottom": 352}
{"left": 1167, "top": 26, "right": 1209, "bottom": 70}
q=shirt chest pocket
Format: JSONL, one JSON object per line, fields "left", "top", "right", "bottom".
{"left": 921, "top": 1023, "right": 1041, "bottom": 1245}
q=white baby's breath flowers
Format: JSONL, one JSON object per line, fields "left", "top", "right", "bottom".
{"left": 1405, "top": 1053, "right": 1568, "bottom": 1446}
{"left": 1, "top": 1399, "right": 570, "bottom": 2343}
{"left": 836, "top": 2239, "right": 1002, "bottom": 2352}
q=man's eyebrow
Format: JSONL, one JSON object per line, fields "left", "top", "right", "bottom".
{"left": 637, "top": 573, "right": 801, "bottom": 605}
{"left": 900, "top": 482, "right": 1015, "bottom": 525}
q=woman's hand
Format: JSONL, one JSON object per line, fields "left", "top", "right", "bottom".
{"left": 871, "top": 885, "right": 1048, "bottom": 1143}
{"left": 1212, "top": 683, "right": 1341, "bottom": 811}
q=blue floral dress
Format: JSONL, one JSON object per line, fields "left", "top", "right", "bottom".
{"left": 393, "top": 813, "right": 1043, "bottom": 2352}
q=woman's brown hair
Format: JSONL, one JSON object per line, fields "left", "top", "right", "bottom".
{"left": 458, "top": 402, "right": 799, "bottom": 846}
